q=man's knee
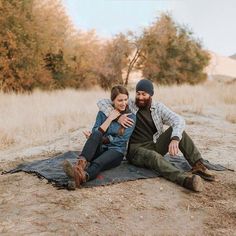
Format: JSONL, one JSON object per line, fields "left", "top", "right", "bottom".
{"left": 133, "top": 148, "right": 160, "bottom": 166}
{"left": 180, "top": 130, "right": 191, "bottom": 142}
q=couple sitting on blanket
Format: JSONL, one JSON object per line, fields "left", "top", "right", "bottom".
{"left": 63, "top": 79, "right": 215, "bottom": 191}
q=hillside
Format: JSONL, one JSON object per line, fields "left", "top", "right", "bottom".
{"left": 206, "top": 51, "right": 236, "bottom": 79}
{"left": 128, "top": 51, "right": 236, "bottom": 85}
{"left": 230, "top": 53, "right": 236, "bottom": 60}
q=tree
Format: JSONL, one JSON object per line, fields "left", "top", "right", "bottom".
{"left": 98, "top": 33, "right": 132, "bottom": 89}
{"left": 123, "top": 32, "right": 142, "bottom": 86}
{"left": 63, "top": 30, "right": 103, "bottom": 89}
{"left": 0, "top": 0, "right": 40, "bottom": 92}
{"left": 0, "top": 0, "right": 75, "bottom": 92}
{"left": 138, "top": 14, "right": 210, "bottom": 85}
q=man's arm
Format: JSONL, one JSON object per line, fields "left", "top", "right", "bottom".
{"left": 158, "top": 103, "right": 185, "bottom": 156}
{"left": 97, "top": 99, "right": 114, "bottom": 117}
{"left": 97, "top": 99, "right": 135, "bottom": 128}
{"left": 97, "top": 99, "right": 137, "bottom": 115}
{"left": 159, "top": 103, "right": 185, "bottom": 140}
{"left": 108, "top": 114, "right": 136, "bottom": 147}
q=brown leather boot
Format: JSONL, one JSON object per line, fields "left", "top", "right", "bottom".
{"left": 183, "top": 175, "right": 203, "bottom": 192}
{"left": 73, "top": 162, "right": 87, "bottom": 188}
{"left": 63, "top": 160, "right": 74, "bottom": 179}
{"left": 192, "top": 160, "right": 215, "bottom": 181}
{"left": 77, "top": 156, "right": 88, "bottom": 170}
{"left": 63, "top": 160, "right": 86, "bottom": 188}
{"left": 63, "top": 160, "right": 76, "bottom": 190}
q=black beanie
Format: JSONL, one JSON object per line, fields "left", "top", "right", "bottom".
{"left": 136, "top": 79, "right": 154, "bottom": 96}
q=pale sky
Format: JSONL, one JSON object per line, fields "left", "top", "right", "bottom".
{"left": 62, "top": 0, "right": 236, "bottom": 56}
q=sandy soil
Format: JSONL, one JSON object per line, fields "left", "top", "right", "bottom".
{"left": 0, "top": 105, "right": 236, "bottom": 236}
{"left": 206, "top": 51, "right": 236, "bottom": 79}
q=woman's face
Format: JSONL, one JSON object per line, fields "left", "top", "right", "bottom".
{"left": 113, "top": 93, "right": 128, "bottom": 112}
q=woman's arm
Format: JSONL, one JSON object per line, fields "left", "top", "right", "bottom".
{"left": 92, "top": 111, "right": 121, "bottom": 133}
{"left": 99, "top": 110, "right": 121, "bottom": 133}
{"left": 108, "top": 114, "right": 136, "bottom": 146}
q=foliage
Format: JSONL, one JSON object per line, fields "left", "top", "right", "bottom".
{"left": 0, "top": 4, "right": 210, "bottom": 92}
{"left": 98, "top": 33, "right": 132, "bottom": 89}
{"left": 138, "top": 14, "right": 210, "bottom": 85}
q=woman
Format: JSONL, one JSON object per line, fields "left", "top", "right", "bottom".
{"left": 63, "top": 85, "right": 135, "bottom": 189}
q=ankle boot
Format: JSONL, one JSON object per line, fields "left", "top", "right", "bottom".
{"left": 183, "top": 175, "right": 203, "bottom": 192}
{"left": 73, "top": 162, "right": 87, "bottom": 188}
{"left": 77, "top": 156, "right": 88, "bottom": 170}
{"left": 63, "top": 160, "right": 74, "bottom": 179}
{"left": 192, "top": 160, "right": 215, "bottom": 181}
{"left": 63, "top": 159, "right": 87, "bottom": 188}
{"left": 63, "top": 160, "right": 76, "bottom": 190}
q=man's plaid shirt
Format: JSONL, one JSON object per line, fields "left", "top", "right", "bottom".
{"left": 97, "top": 99, "right": 185, "bottom": 142}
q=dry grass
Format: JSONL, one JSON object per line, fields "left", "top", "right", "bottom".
{"left": 154, "top": 81, "right": 236, "bottom": 116}
{"left": 0, "top": 88, "right": 109, "bottom": 149}
{"left": 0, "top": 81, "right": 235, "bottom": 150}
{"left": 226, "top": 110, "right": 236, "bottom": 124}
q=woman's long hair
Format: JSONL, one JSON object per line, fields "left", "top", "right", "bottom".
{"left": 110, "top": 85, "right": 129, "bottom": 136}
{"left": 110, "top": 85, "right": 129, "bottom": 101}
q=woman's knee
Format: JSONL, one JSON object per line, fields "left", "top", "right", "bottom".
{"left": 90, "top": 130, "right": 103, "bottom": 140}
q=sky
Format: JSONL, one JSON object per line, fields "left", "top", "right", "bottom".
{"left": 62, "top": 0, "right": 236, "bottom": 56}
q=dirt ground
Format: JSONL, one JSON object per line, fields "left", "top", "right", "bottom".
{"left": 0, "top": 105, "right": 236, "bottom": 236}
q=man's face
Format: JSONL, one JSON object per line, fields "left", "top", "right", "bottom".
{"left": 135, "top": 91, "right": 152, "bottom": 108}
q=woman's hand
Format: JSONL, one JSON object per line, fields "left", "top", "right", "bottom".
{"left": 108, "top": 110, "right": 121, "bottom": 121}
{"left": 99, "top": 110, "right": 121, "bottom": 133}
{"left": 83, "top": 130, "right": 91, "bottom": 139}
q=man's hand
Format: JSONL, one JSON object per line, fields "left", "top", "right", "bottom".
{"left": 168, "top": 140, "right": 180, "bottom": 156}
{"left": 108, "top": 110, "right": 121, "bottom": 121}
{"left": 83, "top": 130, "right": 91, "bottom": 139}
{"left": 118, "top": 113, "right": 134, "bottom": 128}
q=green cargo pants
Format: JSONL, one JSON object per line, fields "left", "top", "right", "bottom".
{"left": 127, "top": 127, "right": 202, "bottom": 186}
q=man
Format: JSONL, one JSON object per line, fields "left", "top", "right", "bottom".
{"left": 97, "top": 79, "right": 215, "bottom": 192}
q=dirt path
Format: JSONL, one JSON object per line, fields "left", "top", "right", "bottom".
{"left": 0, "top": 106, "right": 236, "bottom": 235}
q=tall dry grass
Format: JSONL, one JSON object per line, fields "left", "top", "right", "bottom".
{"left": 0, "top": 81, "right": 235, "bottom": 150}
{"left": 155, "top": 81, "right": 236, "bottom": 122}
{"left": 0, "top": 88, "right": 109, "bottom": 150}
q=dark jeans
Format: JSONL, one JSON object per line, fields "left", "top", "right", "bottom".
{"left": 127, "top": 127, "right": 202, "bottom": 186}
{"left": 80, "top": 130, "right": 123, "bottom": 180}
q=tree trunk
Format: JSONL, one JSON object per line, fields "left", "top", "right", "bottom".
{"left": 124, "top": 48, "right": 141, "bottom": 86}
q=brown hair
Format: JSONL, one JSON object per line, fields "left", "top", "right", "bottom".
{"left": 110, "top": 85, "right": 129, "bottom": 101}
{"left": 110, "top": 85, "right": 129, "bottom": 136}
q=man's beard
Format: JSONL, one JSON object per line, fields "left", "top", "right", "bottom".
{"left": 135, "top": 97, "right": 152, "bottom": 108}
